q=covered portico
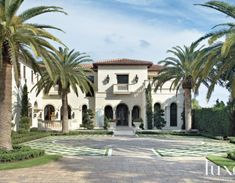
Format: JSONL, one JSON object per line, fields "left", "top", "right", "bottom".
{"left": 104, "top": 103, "right": 142, "bottom": 128}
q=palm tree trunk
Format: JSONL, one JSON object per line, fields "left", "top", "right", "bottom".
{"left": 61, "top": 90, "right": 69, "bottom": 133}
{"left": 0, "top": 63, "right": 13, "bottom": 150}
{"left": 184, "top": 88, "right": 192, "bottom": 131}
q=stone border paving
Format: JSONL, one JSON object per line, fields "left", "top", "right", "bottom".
{"left": 23, "top": 136, "right": 110, "bottom": 156}
{"left": 155, "top": 141, "right": 235, "bottom": 157}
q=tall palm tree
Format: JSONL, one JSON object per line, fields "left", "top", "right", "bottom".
{"left": 0, "top": 0, "right": 66, "bottom": 150}
{"left": 34, "top": 47, "right": 93, "bottom": 133}
{"left": 195, "top": 1, "right": 235, "bottom": 99}
{"left": 153, "top": 43, "right": 209, "bottom": 131}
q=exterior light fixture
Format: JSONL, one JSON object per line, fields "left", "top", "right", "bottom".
{"left": 106, "top": 75, "right": 110, "bottom": 83}
{"left": 134, "top": 75, "right": 139, "bottom": 83}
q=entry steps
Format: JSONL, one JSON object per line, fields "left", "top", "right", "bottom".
{"left": 113, "top": 127, "right": 135, "bottom": 136}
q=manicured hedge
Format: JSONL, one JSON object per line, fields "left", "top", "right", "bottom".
{"left": 12, "top": 132, "right": 51, "bottom": 144}
{"left": 51, "top": 130, "right": 113, "bottom": 136}
{"left": 193, "top": 108, "right": 232, "bottom": 136}
{"left": 0, "top": 146, "right": 44, "bottom": 163}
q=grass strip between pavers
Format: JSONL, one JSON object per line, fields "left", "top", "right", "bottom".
{"left": 207, "top": 155, "right": 235, "bottom": 172}
{"left": 155, "top": 143, "right": 235, "bottom": 157}
{"left": 23, "top": 136, "right": 108, "bottom": 156}
{"left": 0, "top": 155, "right": 61, "bottom": 170}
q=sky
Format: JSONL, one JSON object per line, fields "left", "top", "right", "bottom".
{"left": 21, "top": 0, "right": 234, "bottom": 107}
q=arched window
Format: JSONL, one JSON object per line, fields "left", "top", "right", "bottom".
{"left": 44, "top": 105, "right": 55, "bottom": 121}
{"left": 154, "top": 103, "right": 161, "bottom": 113}
{"left": 132, "top": 106, "right": 140, "bottom": 121}
{"left": 60, "top": 105, "right": 72, "bottom": 120}
{"left": 170, "top": 103, "right": 177, "bottom": 127}
{"left": 82, "top": 105, "right": 87, "bottom": 121}
{"left": 104, "top": 105, "right": 113, "bottom": 120}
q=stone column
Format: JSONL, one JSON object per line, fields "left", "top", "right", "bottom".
{"left": 129, "top": 109, "right": 132, "bottom": 127}
{"left": 113, "top": 108, "right": 116, "bottom": 120}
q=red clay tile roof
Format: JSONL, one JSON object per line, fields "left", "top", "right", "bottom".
{"left": 81, "top": 64, "right": 94, "bottom": 69}
{"left": 93, "top": 58, "right": 153, "bottom": 68}
{"left": 148, "top": 64, "right": 162, "bottom": 71}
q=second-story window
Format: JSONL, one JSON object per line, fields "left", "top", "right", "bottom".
{"left": 117, "top": 75, "right": 128, "bottom": 84}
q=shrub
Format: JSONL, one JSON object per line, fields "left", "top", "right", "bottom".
{"left": 153, "top": 109, "right": 166, "bottom": 129}
{"left": 0, "top": 146, "right": 44, "bottom": 163}
{"left": 146, "top": 83, "right": 153, "bottom": 129}
{"left": 30, "top": 128, "right": 39, "bottom": 132}
{"left": 133, "top": 118, "right": 143, "bottom": 122}
{"left": 139, "top": 122, "right": 144, "bottom": 130}
{"left": 19, "top": 117, "right": 31, "bottom": 132}
{"left": 194, "top": 108, "right": 231, "bottom": 136}
{"left": 104, "top": 117, "right": 111, "bottom": 130}
{"left": 82, "top": 109, "right": 94, "bottom": 130}
{"left": 12, "top": 132, "right": 51, "bottom": 144}
{"left": 20, "top": 84, "right": 29, "bottom": 118}
{"left": 52, "top": 130, "right": 113, "bottom": 136}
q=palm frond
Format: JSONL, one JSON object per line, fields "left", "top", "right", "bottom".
{"left": 19, "top": 6, "right": 67, "bottom": 22}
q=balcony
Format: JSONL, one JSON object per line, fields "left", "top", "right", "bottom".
{"left": 113, "top": 84, "right": 131, "bottom": 94}
{"left": 48, "top": 85, "right": 59, "bottom": 95}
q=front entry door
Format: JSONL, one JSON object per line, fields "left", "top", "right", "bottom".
{"left": 116, "top": 104, "right": 128, "bottom": 126}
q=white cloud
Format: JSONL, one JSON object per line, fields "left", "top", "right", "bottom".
{"left": 20, "top": 0, "right": 230, "bottom": 106}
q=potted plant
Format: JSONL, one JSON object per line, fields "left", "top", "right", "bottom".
{"left": 133, "top": 118, "right": 143, "bottom": 129}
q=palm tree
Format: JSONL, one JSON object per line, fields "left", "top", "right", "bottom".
{"left": 34, "top": 47, "right": 93, "bottom": 133}
{"left": 195, "top": 1, "right": 235, "bottom": 99}
{"left": 153, "top": 43, "right": 209, "bottom": 131}
{"left": 196, "top": 1, "right": 235, "bottom": 57}
{"left": 0, "top": 0, "right": 66, "bottom": 150}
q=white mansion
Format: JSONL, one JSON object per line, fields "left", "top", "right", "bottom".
{"left": 12, "top": 58, "right": 184, "bottom": 131}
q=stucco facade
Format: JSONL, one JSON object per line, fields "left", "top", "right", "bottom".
{"left": 12, "top": 59, "right": 184, "bottom": 131}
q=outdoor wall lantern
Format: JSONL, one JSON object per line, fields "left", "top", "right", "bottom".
{"left": 106, "top": 74, "right": 110, "bottom": 83}
{"left": 134, "top": 74, "right": 139, "bottom": 83}
{"left": 72, "top": 112, "right": 75, "bottom": 119}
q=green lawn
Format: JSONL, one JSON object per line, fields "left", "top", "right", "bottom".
{"left": 207, "top": 155, "right": 235, "bottom": 172}
{"left": 0, "top": 155, "right": 61, "bottom": 170}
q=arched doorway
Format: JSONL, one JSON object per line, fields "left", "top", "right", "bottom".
{"left": 132, "top": 106, "right": 140, "bottom": 121}
{"left": 116, "top": 104, "right": 129, "bottom": 126}
{"left": 104, "top": 105, "right": 113, "bottom": 120}
{"left": 44, "top": 105, "right": 55, "bottom": 121}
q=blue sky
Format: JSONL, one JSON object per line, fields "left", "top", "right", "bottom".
{"left": 22, "top": 0, "right": 234, "bottom": 106}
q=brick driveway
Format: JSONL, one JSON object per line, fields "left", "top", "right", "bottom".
{"left": 0, "top": 135, "right": 235, "bottom": 183}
